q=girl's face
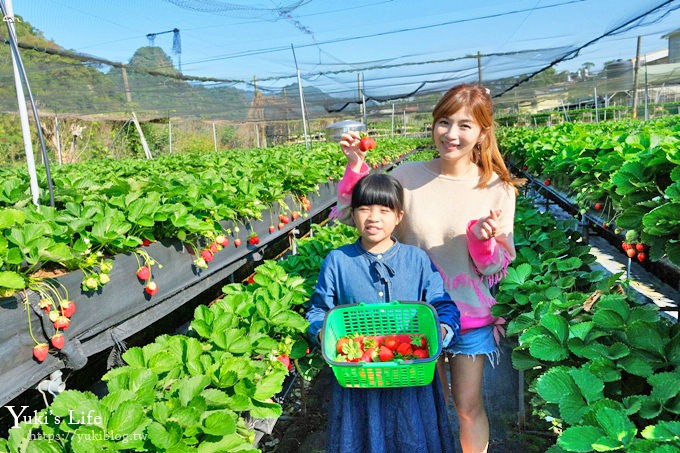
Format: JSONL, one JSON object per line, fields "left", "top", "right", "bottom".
{"left": 351, "top": 204, "right": 404, "bottom": 253}
{"left": 433, "top": 107, "right": 485, "bottom": 163}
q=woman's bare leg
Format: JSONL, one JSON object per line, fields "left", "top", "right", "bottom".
{"left": 449, "top": 354, "right": 488, "bottom": 453}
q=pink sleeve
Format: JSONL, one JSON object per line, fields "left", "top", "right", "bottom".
{"left": 466, "top": 220, "right": 497, "bottom": 266}
{"left": 466, "top": 219, "right": 513, "bottom": 286}
{"left": 329, "top": 162, "right": 370, "bottom": 224}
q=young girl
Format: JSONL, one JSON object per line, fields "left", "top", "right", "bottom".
{"left": 333, "top": 84, "right": 524, "bottom": 453}
{"left": 307, "top": 172, "right": 461, "bottom": 453}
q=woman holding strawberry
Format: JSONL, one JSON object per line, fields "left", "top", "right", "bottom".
{"left": 307, "top": 172, "right": 461, "bottom": 453}
{"left": 332, "top": 83, "right": 524, "bottom": 453}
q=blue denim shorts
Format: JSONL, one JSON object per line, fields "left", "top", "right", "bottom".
{"left": 444, "top": 325, "right": 500, "bottom": 367}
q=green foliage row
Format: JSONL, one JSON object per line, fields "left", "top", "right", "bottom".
{"left": 493, "top": 198, "right": 680, "bottom": 452}
{"left": 0, "top": 223, "right": 358, "bottom": 452}
{"left": 0, "top": 137, "right": 421, "bottom": 295}
{"left": 498, "top": 116, "right": 680, "bottom": 267}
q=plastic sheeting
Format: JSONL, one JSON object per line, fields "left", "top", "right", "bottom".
{"left": 0, "top": 182, "right": 338, "bottom": 407}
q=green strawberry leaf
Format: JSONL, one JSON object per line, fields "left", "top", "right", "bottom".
{"left": 558, "top": 425, "right": 604, "bottom": 452}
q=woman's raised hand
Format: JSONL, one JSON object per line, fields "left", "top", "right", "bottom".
{"left": 473, "top": 209, "right": 502, "bottom": 241}
{"left": 340, "top": 131, "right": 368, "bottom": 172}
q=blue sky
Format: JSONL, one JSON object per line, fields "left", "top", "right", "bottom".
{"left": 10, "top": 0, "right": 680, "bottom": 98}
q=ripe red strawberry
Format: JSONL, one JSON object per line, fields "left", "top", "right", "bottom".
{"left": 383, "top": 335, "right": 399, "bottom": 351}
{"left": 277, "top": 354, "right": 292, "bottom": 370}
{"left": 291, "top": 211, "right": 299, "bottom": 220}
{"left": 413, "top": 348, "right": 429, "bottom": 359}
{"left": 234, "top": 238, "right": 242, "bottom": 247}
{"left": 33, "top": 343, "right": 49, "bottom": 362}
{"left": 145, "top": 281, "right": 158, "bottom": 296}
{"left": 281, "top": 215, "right": 290, "bottom": 224}
{"left": 594, "top": 203, "right": 603, "bottom": 210}
{"left": 621, "top": 242, "right": 631, "bottom": 251}
{"left": 51, "top": 333, "right": 65, "bottom": 350}
{"left": 269, "top": 225, "right": 276, "bottom": 233}
{"left": 521, "top": 165, "right": 528, "bottom": 171}
{"left": 248, "top": 235, "right": 260, "bottom": 245}
{"left": 141, "top": 238, "right": 152, "bottom": 246}
{"left": 544, "top": 178, "right": 551, "bottom": 186}
{"left": 359, "top": 136, "right": 376, "bottom": 152}
{"left": 209, "top": 242, "right": 219, "bottom": 253}
{"left": 396, "top": 342, "right": 413, "bottom": 356}
{"left": 136, "top": 266, "right": 151, "bottom": 281}
{"left": 626, "top": 248, "right": 636, "bottom": 258}
{"left": 247, "top": 275, "right": 255, "bottom": 284}
{"left": 635, "top": 243, "right": 645, "bottom": 252}
{"left": 201, "top": 249, "right": 214, "bottom": 263}
{"left": 360, "top": 347, "right": 376, "bottom": 363}
{"left": 278, "top": 222, "right": 285, "bottom": 230}
{"left": 378, "top": 345, "right": 394, "bottom": 362}
{"left": 60, "top": 300, "right": 76, "bottom": 318}
{"left": 395, "top": 334, "right": 412, "bottom": 343}
{"left": 637, "top": 252, "right": 646, "bottom": 262}
{"left": 53, "top": 316, "right": 71, "bottom": 330}
{"left": 336, "top": 337, "right": 351, "bottom": 354}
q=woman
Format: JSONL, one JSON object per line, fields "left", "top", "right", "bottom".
{"left": 332, "top": 83, "right": 524, "bottom": 453}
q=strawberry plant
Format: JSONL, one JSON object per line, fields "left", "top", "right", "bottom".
{"left": 499, "top": 116, "right": 680, "bottom": 267}
{"left": 492, "top": 197, "right": 680, "bottom": 452}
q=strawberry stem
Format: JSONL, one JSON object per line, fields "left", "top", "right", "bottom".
{"left": 23, "top": 291, "right": 40, "bottom": 346}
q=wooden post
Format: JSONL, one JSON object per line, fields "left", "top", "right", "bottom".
{"left": 122, "top": 65, "right": 132, "bottom": 103}
{"left": 131, "top": 112, "right": 153, "bottom": 159}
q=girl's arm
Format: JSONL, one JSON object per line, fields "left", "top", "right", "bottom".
{"left": 329, "top": 132, "right": 370, "bottom": 224}
{"left": 306, "top": 259, "right": 338, "bottom": 348}
{"left": 329, "top": 162, "right": 370, "bottom": 225}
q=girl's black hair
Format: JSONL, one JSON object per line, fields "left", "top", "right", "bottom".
{"left": 351, "top": 173, "right": 404, "bottom": 212}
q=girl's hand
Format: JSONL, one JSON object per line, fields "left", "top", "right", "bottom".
{"left": 473, "top": 209, "right": 502, "bottom": 240}
{"left": 340, "top": 131, "right": 367, "bottom": 172}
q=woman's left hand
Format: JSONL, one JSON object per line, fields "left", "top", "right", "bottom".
{"left": 473, "top": 209, "right": 502, "bottom": 240}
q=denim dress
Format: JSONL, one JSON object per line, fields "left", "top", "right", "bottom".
{"left": 307, "top": 239, "right": 460, "bottom": 453}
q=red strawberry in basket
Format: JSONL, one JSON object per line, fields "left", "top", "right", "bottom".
{"left": 378, "top": 345, "right": 394, "bottom": 362}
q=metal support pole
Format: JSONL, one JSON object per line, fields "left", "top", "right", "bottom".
{"left": 2, "top": 0, "right": 40, "bottom": 205}
{"left": 291, "top": 44, "right": 309, "bottom": 149}
{"left": 632, "top": 36, "right": 641, "bottom": 118}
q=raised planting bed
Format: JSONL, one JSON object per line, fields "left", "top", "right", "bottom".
{"left": 0, "top": 181, "right": 338, "bottom": 408}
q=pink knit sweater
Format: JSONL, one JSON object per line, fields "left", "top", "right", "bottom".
{"left": 332, "top": 161, "right": 517, "bottom": 340}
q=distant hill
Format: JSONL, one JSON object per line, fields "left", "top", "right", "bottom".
{"left": 0, "top": 17, "right": 250, "bottom": 121}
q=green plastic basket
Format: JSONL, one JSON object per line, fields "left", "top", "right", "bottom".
{"left": 321, "top": 300, "right": 442, "bottom": 388}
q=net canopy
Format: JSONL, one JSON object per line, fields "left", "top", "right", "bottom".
{"left": 2, "top": 0, "right": 680, "bottom": 125}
